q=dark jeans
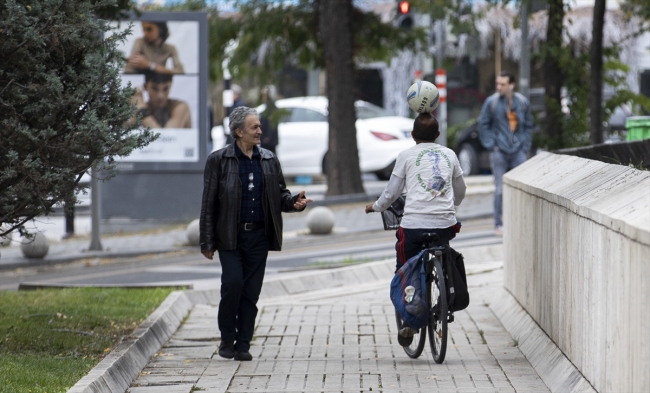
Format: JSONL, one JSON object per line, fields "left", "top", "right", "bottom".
{"left": 217, "top": 228, "right": 269, "bottom": 352}
{"left": 490, "top": 148, "right": 527, "bottom": 227}
{"left": 395, "top": 226, "right": 457, "bottom": 272}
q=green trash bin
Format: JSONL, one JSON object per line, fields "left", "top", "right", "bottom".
{"left": 626, "top": 116, "right": 650, "bottom": 141}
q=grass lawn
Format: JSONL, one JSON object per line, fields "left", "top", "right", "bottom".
{"left": 0, "top": 287, "right": 173, "bottom": 393}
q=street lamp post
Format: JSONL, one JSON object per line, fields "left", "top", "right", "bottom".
{"left": 519, "top": 0, "right": 531, "bottom": 99}
{"left": 88, "top": 167, "right": 102, "bottom": 251}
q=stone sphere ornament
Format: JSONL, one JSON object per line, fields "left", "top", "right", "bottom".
{"left": 21, "top": 232, "right": 50, "bottom": 259}
{"left": 186, "top": 219, "right": 200, "bottom": 246}
{"left": 306, "top": 206, "right": 335, "bottom": 235}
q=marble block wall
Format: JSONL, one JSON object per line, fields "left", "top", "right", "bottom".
{"left": 502, "top": 152, "right": 650, "bottom": 393}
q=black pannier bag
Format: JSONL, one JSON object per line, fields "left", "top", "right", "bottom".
{"left": 447, "top": 248, "right": 470, "bottom": 312}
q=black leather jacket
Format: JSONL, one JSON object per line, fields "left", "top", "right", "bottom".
{"left": 199, "top": 144, "right": 302, "bottom": 251}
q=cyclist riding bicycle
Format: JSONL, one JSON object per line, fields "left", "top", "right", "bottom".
{"left": 365, "top": 112, "right": 466, "bottom": 345}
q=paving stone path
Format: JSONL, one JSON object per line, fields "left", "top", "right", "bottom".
{"left": 128, "top": 264, "right": 550, "bottom": 393}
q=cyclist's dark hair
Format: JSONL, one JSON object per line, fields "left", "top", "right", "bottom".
{"left": 411, "top": 113, "right": 439, "bottom": 142}
{"left": 144, "top": 70, "right": 173, "bottom": 84}
{"left": 499, "top": 70, "right": 515, "bottom": 84}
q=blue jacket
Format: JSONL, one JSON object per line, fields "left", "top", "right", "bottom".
{"left": 478, "top": 93, "right": 533, "bottom": 155}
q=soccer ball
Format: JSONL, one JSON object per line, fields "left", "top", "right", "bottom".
{"left": 406, "top": 81, "right": 440, "bottom": 113}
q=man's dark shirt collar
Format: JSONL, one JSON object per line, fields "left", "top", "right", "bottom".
{"left": 234, "top": 143, "right": 260, "bottom": 159}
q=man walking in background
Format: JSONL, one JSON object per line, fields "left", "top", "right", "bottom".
{"left": 478, "top": 71, "right": 533, "bottom": 236}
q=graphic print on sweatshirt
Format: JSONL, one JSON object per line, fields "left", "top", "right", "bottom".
{"left": 414, "top": 148, "right": 452, "bottom": 198}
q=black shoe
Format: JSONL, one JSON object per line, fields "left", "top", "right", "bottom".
{"left": 397, "top": 326, "right": 417, "bottom": 347}
{"left": 398, "top": 333, "right": 414, "bottom": 347}
{"left": 218, "top": 341, "right": 235, "bottom": 359}
{"left": 234, "top": 350, "right": 253, "bottom": 361}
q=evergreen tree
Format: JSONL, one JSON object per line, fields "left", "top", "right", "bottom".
{"left": 0, "top": 0, "right": 156, "bottom": 236}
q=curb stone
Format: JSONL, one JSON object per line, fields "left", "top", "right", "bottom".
{"left": 67, "top": 291, "right": 194, "bottom": 393}
{"left": 491, "top": 288, "right": 597, "bottom": 393}
{"left": 0, "top": 247, "right": 190, "bottom": 272}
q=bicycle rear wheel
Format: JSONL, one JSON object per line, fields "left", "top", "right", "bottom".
{"left": 428, "top": 257, "right": 448, "bottom": 363}
{"left": 394, "top": 310, "right": 426, "bottom": 358}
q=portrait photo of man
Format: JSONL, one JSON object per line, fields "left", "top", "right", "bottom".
{"left": 130, "top": 70, "right": 191, "bottom": 129}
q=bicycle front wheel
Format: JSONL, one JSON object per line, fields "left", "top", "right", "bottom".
{"left": 428, "top": 256, "right": 448, "bottom": 363}
{"left": 394, "top": 310, "right": 426, "bottom": 358}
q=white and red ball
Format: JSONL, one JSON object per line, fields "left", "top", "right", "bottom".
{"left": 406, "top": 81, "right": 440, "bottom": 113}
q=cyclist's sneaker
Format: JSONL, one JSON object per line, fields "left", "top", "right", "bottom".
{"left": 397, "top": 326, "right": 418, "bottom": 346}
{"left": 397, "top": 332, "right": 414, "bottom": 347}
{"left": 399, "top": 326, "right": 418, "bottom": 337}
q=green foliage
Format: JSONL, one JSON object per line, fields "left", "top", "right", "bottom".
{"left": 533, "top": 4, "right": 650, "bottom": 150}
{"left": 0, "top": 287, "right": 172, "bottom": 392}
{"left": 409, "top": 0, "right": 479, "bottom": 37}
{"left": 94, "top": 0, "right": 139, "bottom": 20}
{"left": 197, "top": 0, "right": 424, "bottom": 83}
{"left": 0, "top": 0, "right": 157, "bottom": 236}
{"left": 559, "top": 47, "right": 591, "bottom": 148}
{"left": 602, "top": 56, "right": 650, "bottom": 116}
{"left": 621, "top": 0, "right": 650, "bottom": 35}
{"left": 226, "top": 0, "right": 321, "bottom": 83}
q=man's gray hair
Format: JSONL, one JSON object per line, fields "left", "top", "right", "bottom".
{"left": 229, "top": 107, "right": 258, "bottom": 138}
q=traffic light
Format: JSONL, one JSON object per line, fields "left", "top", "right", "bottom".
{"left": 396, "top": 1, "right": 413, "bottom": 29}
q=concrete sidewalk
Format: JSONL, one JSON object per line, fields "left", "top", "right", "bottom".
{"left": 101, "top": 244, "right": 552, "bottom": 393}
{"left": 67, "top": 239, "right": 595, "bottom": 393}
{"left": 66, "top": 245, "right": 549, "bottom": 393}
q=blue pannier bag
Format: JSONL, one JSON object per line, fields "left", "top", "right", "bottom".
{"left": 390, "top": 250, "right": 429, "bottom": 330}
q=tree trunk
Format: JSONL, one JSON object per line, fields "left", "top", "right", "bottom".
{"left": 590, "top": 0, "right": 606, "bottom": 145}
{"left": 319, "top": 0, "right": 365, "bottom": 196}
{"left": 543, "top": 0, "right": 565, "bottom": 150}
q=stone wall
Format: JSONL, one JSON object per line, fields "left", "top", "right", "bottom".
{"left": 502, "top": 152, "right": 650, "bottom": 393}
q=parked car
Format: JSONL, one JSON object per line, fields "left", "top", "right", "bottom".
{"left": 212, "top": 96, "right": 416, "bottom": 179}
{"left": 454, "top": 120, "right": 488, "bottom": 176}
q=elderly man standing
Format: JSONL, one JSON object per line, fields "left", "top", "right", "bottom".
{"left": 478, "top": 70, "right": 533, "bottom": 236}
{"left": 200, "top": 107, "right": 312, "bottom": 361}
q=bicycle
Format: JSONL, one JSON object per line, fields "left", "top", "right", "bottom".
{"left": 394, "top": 233, "right": 454, "bottom": 363}
{"left": 380, "top": 197, "right": 455, "bottom": 363}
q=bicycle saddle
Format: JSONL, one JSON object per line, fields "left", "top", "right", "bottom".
{"left": 418, "top": 233, "right": 440, "bottom": 244}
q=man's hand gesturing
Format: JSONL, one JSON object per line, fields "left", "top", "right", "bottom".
{"left": 293, "top": 191, "right": 313, "bottom": 210}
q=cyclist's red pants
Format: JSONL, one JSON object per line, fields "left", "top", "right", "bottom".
{"left": 395, "top": 225, "right": 458, "bottom": 272}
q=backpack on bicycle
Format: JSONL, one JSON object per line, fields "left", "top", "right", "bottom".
{"left": 390, "top": 250, "right": 429, "bottom": 330}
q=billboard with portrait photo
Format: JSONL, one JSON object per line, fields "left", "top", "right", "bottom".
{"left": 108, "top": 17, "right": 203, "bottom": 164}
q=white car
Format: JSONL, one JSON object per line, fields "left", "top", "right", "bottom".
{"left": 212, "top": 96, "right": 416, "bottom": 179}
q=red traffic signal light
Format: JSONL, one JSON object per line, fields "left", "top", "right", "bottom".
{"left": 398, "top": 1, "right": 410, "bottom": 15}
